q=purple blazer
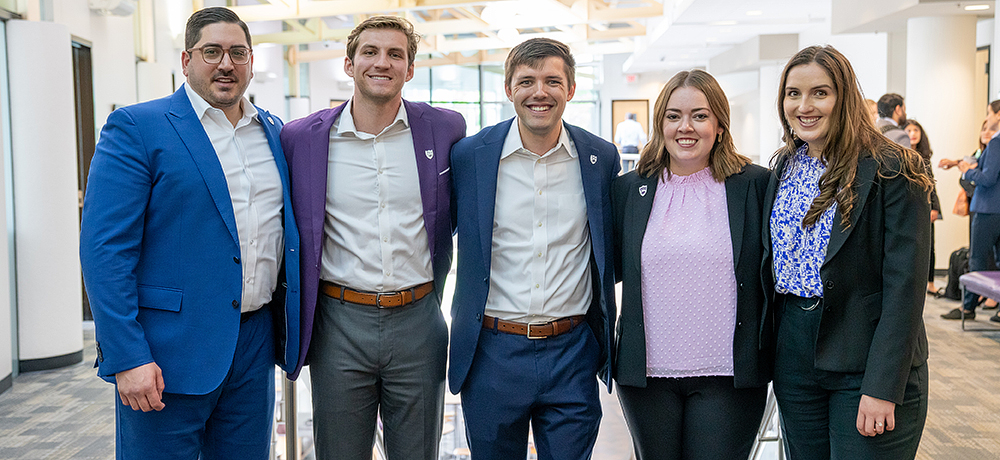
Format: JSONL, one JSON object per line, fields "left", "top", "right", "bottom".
{"left": 279, "top": 100, "right": 466, "bottom": 379}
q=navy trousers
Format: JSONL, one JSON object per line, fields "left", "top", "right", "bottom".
{"left": 963, "top": 212, "right": 1000, "bottom": 312}
{"left": 774, "top": 296, "right": 927, "bottom": 460}
{"left": 461, "top": 322, "right": 602, "bottom": 460}
{"left": 115, "top": 308, "right": 276, "bottom": 460}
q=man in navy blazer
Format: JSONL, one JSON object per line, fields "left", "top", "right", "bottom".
{"left": 449, "top": 38, "right": 619, "bottom": 459}
{"left": 279, "top": 16, "right": 465, "bottom": 460}
{"left": 79, "top": 7, "right": 299, "bottom": 459}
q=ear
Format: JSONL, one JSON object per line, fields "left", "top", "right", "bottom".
{"left": 344, "top": 57, "right": 355, "bottom": 78}
{"left": 566, "top": 82, "right": 576, "bottom": 102}
{"left": 181, "top": 50, "right": 191, "bottom": 77}
{"left": 505, "top": 83, "right": 513, "bottom": 102}
{"left": 404, "top": 62, "right": 414, "bottom": 83}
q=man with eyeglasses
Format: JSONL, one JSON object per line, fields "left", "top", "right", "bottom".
{"left": 80, "top": 7, "right": 299, "bottom": 459}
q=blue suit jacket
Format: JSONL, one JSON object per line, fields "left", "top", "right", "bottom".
{"left": 80, "top": 86, "right": 301, "bottom": 395}
{"left": 967, "top": 136, "right": 1000, "bottom": 214}
{"left": 448, "top": 118, "right": 620, "bottom": 394}
{"left": 279, "top": 100, "right": 466, "bottom": 379}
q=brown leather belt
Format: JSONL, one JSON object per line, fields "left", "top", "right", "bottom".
{"left": 482, "top": 314, "right": 587, "bottom": 339}
{"left": 320, "top": 280, "right": 434, "bottom": 308}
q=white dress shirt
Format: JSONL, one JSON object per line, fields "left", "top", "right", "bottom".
{"left": 320, "top": 99, "right": 432, "bottom": 292}
{"left": 184, "top": 83, "right": 284, "bottom": 313}
{"left": 614, "top": 118, "right": 647, "bottom": 148}
{"left": 484, "top": 120, "right": 593, "bottom": 323}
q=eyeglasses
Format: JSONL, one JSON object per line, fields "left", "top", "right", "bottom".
{"left": 187, "top": 46, "right": 252, "bottom": 65}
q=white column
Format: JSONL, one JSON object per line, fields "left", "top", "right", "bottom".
{"left": 905, "top": 16, "right": 978, "bottom": 270}
{"left": 758, "top": 64, "right": 783, "bottom": 166}
{"left": 7, "top": 20, "right": 84, "bottom": 370}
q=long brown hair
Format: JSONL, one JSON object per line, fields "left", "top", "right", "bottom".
{"left": 636, "top": 69, "right": 749, "bottom": 181}
{"left": 774, "top": 45, "right": 931, "bottom": 227}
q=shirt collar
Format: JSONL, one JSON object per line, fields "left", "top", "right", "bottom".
{"left": 879, "top": 117, "right": 899, "bottom": 128}
{"left": 501, "top": 118, "right": 575, "bottom": 160}
{"left": 183, "top": 82, "right": 257, "bottom": 124}
{"left": 336, "top": 98, "right": 409, "bottom": 136}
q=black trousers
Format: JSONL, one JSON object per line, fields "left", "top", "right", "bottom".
{"left": 617, "top": 376, "right": 766, "bottom": 460}
{"left": 774, "top": 295, "right": 927, "bottom": 460}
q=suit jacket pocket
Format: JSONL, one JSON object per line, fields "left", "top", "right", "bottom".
{"left": 137, "top": 285, "right": 182, "bottom": 312}
{"left": 860, "top": 291, "right": 882, "bottom": 324}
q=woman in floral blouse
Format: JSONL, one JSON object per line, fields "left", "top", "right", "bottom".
{"left": 765, "top": 45, "right": 933, "bottom": 459}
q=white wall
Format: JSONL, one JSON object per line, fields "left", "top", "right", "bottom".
{"left": 0, "top": 20, "right": 13, "bottom": 384}
{"left": 306, "top": 45, "right": 354, "bottom": 117}
{"left": 7, "top": 19, "right": 83, "bottom": 363}
{"left": 90, "top": 14, "right": 138, "bottom": 125}
{"left": 247, "top": 20, "right": 287, "bottom": 120}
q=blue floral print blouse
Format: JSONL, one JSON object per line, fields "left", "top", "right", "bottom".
{"left": 771, "top": 144, "right": 837, "bottom": 298}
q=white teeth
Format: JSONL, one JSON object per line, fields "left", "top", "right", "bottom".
{"left": 529, "top": 106, "right": 550, "bottom": 113}
{"left": 677, "top": 139, "right": 696, "bottom": 147}
{"left": 371, "top": 76, "right": 389, "bottom": 80}
{"left": 799, "top": 116, "right": 819, "bottom": 125}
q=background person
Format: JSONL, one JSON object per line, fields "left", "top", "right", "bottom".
{"left": 611, "top": 69, "right": 771, "bottom": 460}
{"left": 875, "top": 93, "right": 912, "bottom": 148}
{"left": 615, "top": 112, "right": 647, "bottom": 171}
{"left": 901, "top": 119, "right": 941, "bottom": 294}
{"left": 766, "top": 45, "right": 932, "bottom": 459}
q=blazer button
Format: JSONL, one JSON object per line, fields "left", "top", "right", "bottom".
{"left": 825, "top": 280, "right": 834, "bottom": 289}
{"left": 475, "top": 314, "right": 482, "bottom": 320}
{"left": 232, "top": 300, "right": 239, "bottom": 309}
{"left": 736, "top": 321, "right": 743, "bottom": 328}
{"left": 234, "top": 256, "right": 240, "bottom": 264}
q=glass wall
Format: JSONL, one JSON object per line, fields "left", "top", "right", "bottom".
{"left": 403, "top": 62, "right": 600, "bottom": 136}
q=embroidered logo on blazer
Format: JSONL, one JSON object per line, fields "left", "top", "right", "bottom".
{"left": 639, "top": 185, "right": 647, "bottom": 197}
{"left": 425, "top": 149, "right": 434, "bottom": 159}
{"left": 590, "top": 155, "right": 597, "bottom": 164}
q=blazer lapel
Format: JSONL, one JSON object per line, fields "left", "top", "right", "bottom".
{"left": 725, "top": 169, "right": 748, "bottom": 268}
{"left": 404, "top": 101, "right": 440, "bottom": 256}
{"left": 567, "top": 124, "right": 608, "bottom": 267}
{"left": 627, "top": 174, "right": 658, "bottom": 274}
{"left": 307, "top": 105, "right": 343, "bottom": 262}
{"left": 167, "top": 88, "right": 239, "bottom": 247}
{"left": 475, "top": 121, "right": 508, "bottom": 267}
{"left": 824, "top": 154, "right": 876, "bottom": 264}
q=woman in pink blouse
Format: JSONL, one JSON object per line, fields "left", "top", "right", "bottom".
{"left": 611, "top": 69, "right": 772, "bottom": 460}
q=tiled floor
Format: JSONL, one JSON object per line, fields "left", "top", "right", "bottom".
{"left": 2, "top": 279, "right": 1000, "bottom": 459}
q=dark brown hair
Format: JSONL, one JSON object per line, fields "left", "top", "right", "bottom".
{"left": 774, "top": 45, "right": 931, "bottom": 227}
{"left": 185, "top": 7, "right": 251, "bottom": 51}
{"left": 636, "top": 69, "right": 749, "bottom": 182}
{"left": 504, "top": 38, "right": 575, "bottom": 89}
{"left": 901, "top": 119, "right": 932, "bottom": 161}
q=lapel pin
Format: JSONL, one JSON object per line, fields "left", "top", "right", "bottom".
{"left": 425, "top": 149, "right": 434, "bottom": 159}
{"left": 639, "top": 185, "right": 647, "bottom": 197}
{"left": 590, "top": 154, "right": 597, "bottom": 164}
{"left": 268, "top": 116, "right": 274, "bottom": 125}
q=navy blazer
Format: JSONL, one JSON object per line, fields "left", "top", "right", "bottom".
{"left": 448, "top": 119, "right": 620, "bottom": 394}
{"left": 763, "top": 148, "right": 930, "bottom": 404}
{"left": 80, "top": 86, "right": 301, "bottom": 394}
{"left": 966, "top": 135, "right": 1000, "bottom": 214}
{"left": 612, "top": 164, "right": 773, "bottom": 389}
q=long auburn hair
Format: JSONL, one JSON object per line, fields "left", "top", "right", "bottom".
{"left": 635, "top": 69, "right": 750, "bottom": 181}
{"left": 774, "top": 45, "right": 931, "bottom": 227}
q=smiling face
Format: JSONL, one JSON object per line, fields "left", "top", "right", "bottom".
{"left": 782, "top": 63, "right": 837, "bottom": 156}
{"left": 505, "top": 56, "right": 576, "bottom": 147}
{"left": 662, "top": 86, "right": 721, "bottom": 176}
{"left": 345, "top": 28, "right": 414, "bottom": 106}
{"left": 182, "top": 22, "right": 253, "bottom": 116}
{"left": 904, "top": 124, "right": 921, "bottom": 147}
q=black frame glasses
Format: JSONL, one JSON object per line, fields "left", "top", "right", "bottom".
{"left": 187, "top": 46, "right": 252, "bottom": 65}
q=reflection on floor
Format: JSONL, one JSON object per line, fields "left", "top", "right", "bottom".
{"left": 1, "top": 277, "right": 1000, "bottom": 459}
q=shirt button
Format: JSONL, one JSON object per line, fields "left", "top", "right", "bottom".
{"left": 232, "top": 300, "right": 239, "bottom": 309}
{"left": 233, "top": 257, "right": 240, "bottom": 264}
{"left": 537, "top": 252, "right": 542, "bottom": 257}
{"left": 381, "top": 203, "right": 386, "bottom": 208}
{"left": 534, "top": 284, "right": 540, "bottom": 289}
{"left": 538, "top": 190, "right": 542, "bottom": 195}
{"left": 383, "top": 237, "right": 389, "bottom": 242}
{"left": 537, "top": 222, "right": 542, "bottom": 227}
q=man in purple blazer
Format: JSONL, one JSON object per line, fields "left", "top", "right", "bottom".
{"left": 278, "top": 16, "right": 465, "bottom": 460}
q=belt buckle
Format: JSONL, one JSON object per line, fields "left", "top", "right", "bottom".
{"left": 526, "top": 321, "right": 548, "bottom": 339}
{"left": 375, "top": 292, "right": 388, "bottom": 308}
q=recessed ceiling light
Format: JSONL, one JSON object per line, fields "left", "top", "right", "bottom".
{"left": 708, "top": 20, "right": 738, "bottom": 26}
{"left": 746, "top": 10, "right": 763, "bottom": 16}
{"left": 966, "top": 4, "right": 990, "bottom": 11}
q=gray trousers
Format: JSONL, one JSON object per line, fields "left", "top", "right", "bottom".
{"left": 309, "top": 291, "right": 448, "bottom": 460}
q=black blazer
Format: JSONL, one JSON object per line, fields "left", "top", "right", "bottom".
{"left": 612, "top": 163, "right": 773, "bottom": 389}
{"left": 763, "top": 149, "right": 930, "bottom": 405}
